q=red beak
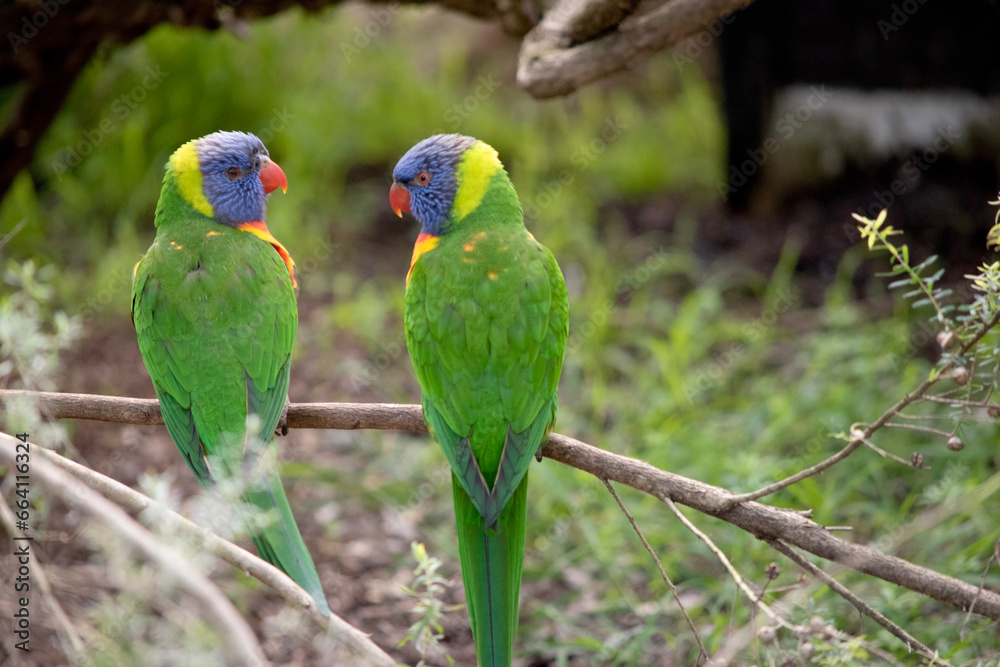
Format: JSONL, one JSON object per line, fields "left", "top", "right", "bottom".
{"left": 260, "top": 158, "right": 288, "bottom": 195}
{"left": 389, "top": 182, "right": 411, "bottom": 218}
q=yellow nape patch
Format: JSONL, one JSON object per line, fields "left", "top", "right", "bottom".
{"left": 169, "top": 241, "right": 184, "bottom": 249}
{"left": 206, "top": 230, "right": 221, "bottom": 237}
{"left": 487, "top": 270, "right": 498, "bottom": 280}
{"left": 453, "top": 142, "right": 502, "bottom": 222}
{"left": 169, "top": 140, "right": 214, "bottom": 218}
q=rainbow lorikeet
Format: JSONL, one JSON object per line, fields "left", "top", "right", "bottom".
{"left": 391, "top": 134, "right": 569, "bottom": 665}
{"left": 131, "top": 131, "right": 329, "bottom": 615}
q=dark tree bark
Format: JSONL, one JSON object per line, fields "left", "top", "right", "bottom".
{"left": 0, "top": 0, "right": 532, "bottom": 201}
{"left": 0, "top": 0, "right": 751, "bottom": 201}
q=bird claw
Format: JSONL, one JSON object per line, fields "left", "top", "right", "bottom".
{"left": 274, "top": 402, "right": 290, "bottom": 437}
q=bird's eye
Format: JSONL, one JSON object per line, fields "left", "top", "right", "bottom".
{"left": 225, "top": 167, "right": 241, "bottom": 180}
{"left": 415, "top": 170, "right": 431, "bottom": 186}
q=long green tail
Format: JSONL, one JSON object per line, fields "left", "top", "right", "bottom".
{"left": 454, "top": 471, "right": 529, "bottom": 667}
{"left": 243, "top": 467, "right": 331, "bottom": 616}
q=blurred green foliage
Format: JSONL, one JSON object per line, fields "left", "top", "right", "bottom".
{"left": 2, "top": 5, "right": 999, "bottom": 665}
{"left": 0, "top": 6, "right": 722, "bottom": 320}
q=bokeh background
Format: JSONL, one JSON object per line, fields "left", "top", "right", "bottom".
{"left": 2, "top": 2, "right": 1000, "bottom": 665}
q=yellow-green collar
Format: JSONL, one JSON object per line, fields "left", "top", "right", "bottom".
{"left": 169, "top": 140, "right": 214, "bottom": 218}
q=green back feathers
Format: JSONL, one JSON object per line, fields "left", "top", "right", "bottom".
{"left": 134, "top": 133, "right": 297, "bottom": 464}
{"left": 405, "top": 142, "right": 568, "bottom": 526}
{"left": 131, "top": 133, "right": 329, "bottom": 615}
{"left": 132, "top": 209, "right": 297, "bottom": 473}
{"left": 401, "top": 136, "right": 569, "bottom": 665}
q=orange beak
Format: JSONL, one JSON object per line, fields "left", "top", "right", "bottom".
{"left": 389, "top": 182, "right": 410, "bottom": 218}
{"left": 260, "top": 158, "right": 288, "bottom": 195}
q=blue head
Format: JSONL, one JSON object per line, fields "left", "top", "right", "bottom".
{"left": 170, "top": 131, "right": 287, "bottom": 226}
{"left": 390, "top": 134, "right": 479, "bottom": 235}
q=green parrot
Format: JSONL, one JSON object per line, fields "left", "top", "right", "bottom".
{"left": 131, "top": 131, "right": 329, "bottom": 615}
{"left": 391, "top": 134, "right": 569, "bottom": 665}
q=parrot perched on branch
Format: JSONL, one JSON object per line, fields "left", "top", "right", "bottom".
{"left": 391, "top": 134, "right": 569, "bottom": 666}
{"left": 131, "top": 131, "right": 330, "bottom": 615}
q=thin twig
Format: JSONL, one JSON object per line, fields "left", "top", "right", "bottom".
{"left": 766, "top": 538, "right": 945, "bottom": 664}
{"left": 855, "top": 430, "right": 921, "bottom": 467}
{"left": 727, "top": 437, "right": 865, "bottom": 505}
{"left": 22, "top": 441, "right": 398, "bottom": 666}
{"left": 0, "top": 218, "right": 29, "bottom": 251}
{"left": 4, "top": 391, "right": 1000, "bottom": 621}
{"left": 727, "top": 310, "right": 1000, "bottom": 506}
{"left": 987, "top": 360, "right": 998, "bottom": 405}
{"left": 896, "top": 412, "right": 962, "bottom": 421}
{"left": 663, "top": 497, "right": 803, "bottom": 635}
{"left": 713, "top": 590, "right": 909, "bottom": 667}
{"left": 920, "top": 395, "right": 998, "bottom": 409}
{"left": 883, "top": 422, "right": 955, "bottom": 437}
{"left": 962, "top": 539, "right": 1000, "bottom": 638}
{"left": 0, "top": 433, "right": 267, "bottom": 666}
{"left": 602, "top": 479, "right": 710, "bottom": 663}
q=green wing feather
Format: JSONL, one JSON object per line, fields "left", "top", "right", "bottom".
{"left": 453, "top": 470, "right": 528, "bottom": 667}
{"left": 132, "top": 181, "right": 328, "bottom": 615}
{"left": 408, "top": 235, "right": 567, "bottom": 525}
{"left": 406, "top": 211, "right": 569, "bottom": 666}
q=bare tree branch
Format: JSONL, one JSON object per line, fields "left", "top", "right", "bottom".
{"left": 517, "top": 0, "right": 754, "bottom": 98}
{"left": 0, "top": 432, "right": 267, "bottom": 666}
{"left": 9, "top": 436, "right": 400, "bottom": 666}
{"left": 0, "top": 42, "right": 97, "bottom": 201}
{"left": 0, "top": 0, "right": 762, "bottom": 201}
{"left": 4, "top": 389, "right": 1000, "bottom": 624}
